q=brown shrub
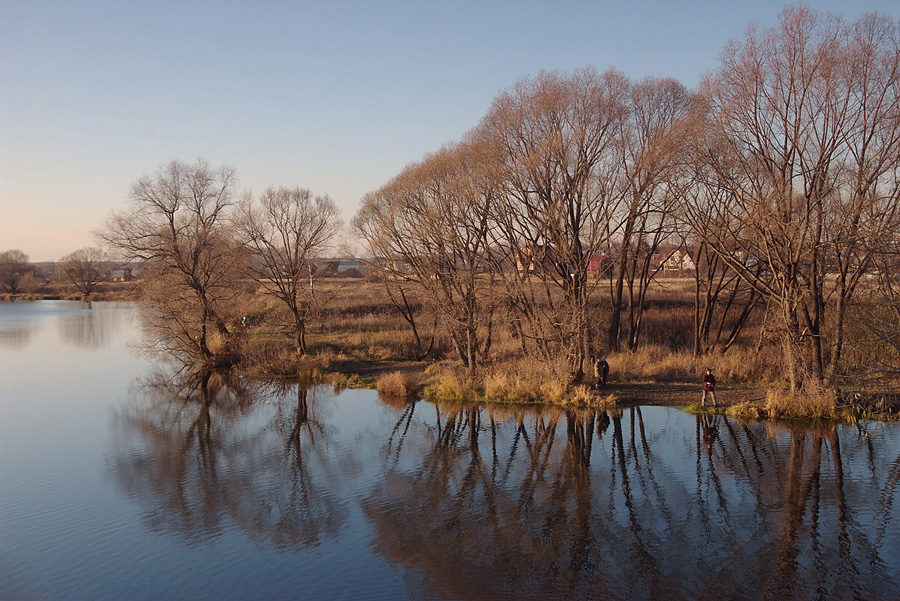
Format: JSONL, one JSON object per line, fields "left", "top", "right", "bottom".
{"left": 376, "top": 371, "right": 417, "bottom": 399}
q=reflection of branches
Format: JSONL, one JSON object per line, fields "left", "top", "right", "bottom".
{"left": 612, "top": 412, "right": 661, "bottom": 594}
{"left": 111, "top": 372, "right": 347, "bottom": 550}
{"left": 260, "top": 384, "right": 345, "bottom": 549}
{"left": 385, "top": 401, "right": 416, "bottom": 469}
{"left": 0, "top": 324, "right": 30, "bottom": 348}
{"left": 874, "top": 452, "right": 900, "bottom": 555}
{"left": 57, "top": 303, "right": 122, "bottom": 349}
{"left": 364, "top": 401, "right": 899, "bottom": 600}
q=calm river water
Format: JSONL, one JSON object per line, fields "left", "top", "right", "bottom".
{"left": 1, "top": 301, "right": 898, "bottom": 601}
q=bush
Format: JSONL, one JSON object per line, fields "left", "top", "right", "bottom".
{"left": 377, "top": 371, "right": 417, "bottom": 399}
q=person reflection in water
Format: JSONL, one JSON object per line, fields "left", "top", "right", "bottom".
{"left": 702, "top": 413, "right": 718, "bottom": 449}
{"left": 596, "top": 410, "right": 611, "bottom": 436}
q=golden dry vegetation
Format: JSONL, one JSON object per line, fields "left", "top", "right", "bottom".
{"left": 227, "top": 276, "right": 898, "bottom": 419}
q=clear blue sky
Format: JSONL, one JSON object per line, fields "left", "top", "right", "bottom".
{"left": 2, "top": 0, "right": 897, "bottom": 261}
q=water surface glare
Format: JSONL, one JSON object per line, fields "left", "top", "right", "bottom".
{"left": 1, "top": 301, "right": 898, "bottom": 600}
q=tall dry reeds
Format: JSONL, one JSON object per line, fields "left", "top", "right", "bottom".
{"left": 602, "top": 344, "right": 780, "bottom": 384}
{"left": 423, "top": 358, "right": 616, "bottom": 407}
{"left": 765, "top": 385, "right": 838, "bottom": 420}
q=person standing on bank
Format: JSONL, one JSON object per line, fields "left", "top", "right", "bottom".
{"left": 594, "top": 355, "right": 610, "bottom": 389}
{"left": 599, "top": 356, "right": 609, "bottom": 388}
{"left": 702, "top": 368, "right": 717, "bottom": 407}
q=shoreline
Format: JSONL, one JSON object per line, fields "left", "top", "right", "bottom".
{"left": 323, "top": 358, "right": 899, "bottom": 420}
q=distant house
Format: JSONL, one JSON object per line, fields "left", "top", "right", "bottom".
{"left": 659, "top": 249, "right": 695, "bottom": 274}
{"left": 586, "top": 252, "right": 612, "bottom": 277}
{"left": 516, "top": 245, "right": 559, "bottom": 275}
{"left": 109, "top": 267, "right": 134, "bottom": 282}
{"left": 337, "top": 259, "right": 363, "bottom": 276}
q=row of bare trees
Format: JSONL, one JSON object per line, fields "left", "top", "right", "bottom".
{"left": 102, "top": 159, "right": 342, "bottom": 366}
{"left": 681, "top": 7, "right": 900, "bottom": 391}
{"left": 355, "top": 69, "right": 693, "bottom": 381}
{"left": 355, "top": 7, "right": 900, "bottom": 392}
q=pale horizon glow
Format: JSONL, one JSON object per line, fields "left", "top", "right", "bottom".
{"left": 2, "top": 0, "right": 898, "bottom": 261}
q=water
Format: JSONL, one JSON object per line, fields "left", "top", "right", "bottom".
{"left": 1, "top": 301, "right": 898, "bottom": 601}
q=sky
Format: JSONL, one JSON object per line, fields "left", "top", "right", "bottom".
{"left": 2, "top": 0, "right": 898, "bottom": 262}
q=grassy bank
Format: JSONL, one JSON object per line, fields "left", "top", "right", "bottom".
{"left": 221, "top": 277, "right": 897, "bottom": 420}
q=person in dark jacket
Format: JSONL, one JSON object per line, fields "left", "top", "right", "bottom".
{"left": 702, "top": 368, "right": 717, "bottom": 407}
{"left": 600, "top": 356, "right": 609, "bottom": 388}
{"left": 594, "top": 356, "right": 610, "bottom": 389}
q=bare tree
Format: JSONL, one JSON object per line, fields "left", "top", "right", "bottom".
{"left": 58, "top": 246, "right": 107, "bottom": 298}
{"left": 673, "top": 131, "right": 765, "bottom": 356}
{"left": 480, "top": 67, "right": 628, "bottom": 379}
{"left": 857, "top": 237, "right": 900, "bottom": 387}
{"left": 358, "top": 255, "right": 436, "bottom": 360}
{"left": 355, "top": 138, "right": 498, "bottom": 376}
{"left": 235, "top": 186, "right": 341, "bottom": 355}
{"left": 607, "top": 77, "right": 691, "bottom": 353}
{"left": 0, "top": 250, "right": 32, "bottom": 294}
{"left": 102, "top": 159, "right": 243, "bottom": 366}
{"left": 688, "top": 237, "right": 761, "bottom": 355}
{"left": 824, "top": 12, "right": 900, "bottom": 382}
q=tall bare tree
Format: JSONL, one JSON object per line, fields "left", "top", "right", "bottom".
{"left": 607, "top": 77, "right": 691, "bottom": 352}
{"left": 235, "top": 186, "right": 341, "bottom": 355}
{"left": 688, "top": 237, "right": 762, "bottom": 355}
{"left": 59, "top": 246, "right": 107, "bottom": 299}
{"left": 355, "top": 138, "right": 498, "bottom": 376}
{"left": 673, "top": 128, "right": 765, "bottom": 356}
{"left": 102, "top": 159, "right": 243, "bottom": 365}
{"left": 824, "top": 12, "right": 900, "bottom": 381}
{"left": 858, "top": 236, "right": 900, "bottom": 386}
{"left": 480, "top": 67, "right": 628, "bottom": 379}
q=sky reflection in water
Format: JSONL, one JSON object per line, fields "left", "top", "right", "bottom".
{"left": 1, "top": 301, "right": 898, "bottom": 601}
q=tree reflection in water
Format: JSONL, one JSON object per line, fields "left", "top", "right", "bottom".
{"left": 111, "top": 370, "right": 348, "bottom": 550}
{"left": 363, "top": 403, "right": 899, "bottom": 601}
{"left": 111, "top": 380, "right": 899, "bottom": 600}
{"left": 0, "top": 323, "right": 31, "bottom": 348}
{"left": 57, "top": 301, "right": 119, "bottom": 349}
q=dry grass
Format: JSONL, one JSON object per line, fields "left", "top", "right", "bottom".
{"left": 422, "top": 363, "right": 483, "bottom": 402}
{"left": 423, "top": 358, "right": 617, "bottom": 408}
{"left": 765, "top": 385, "right": 838, "bottom": 420}
{"left": 603, "top": 344, "right": 779, "bottom": 384}
{"left": 725, "top": 402, "right": 766, "bottom": 421}
{"left": 376, "top": 371, "right": 419, "bottom": 399}
{"left": 235, "top": 329, "right": 298, "bottom": 376}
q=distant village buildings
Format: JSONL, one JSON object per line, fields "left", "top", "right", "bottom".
{"left": 512, "top": 244, "right": 696, "bottom": 278}
{"left": 656, "top": 248, "right": 696, "bottom": 274}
